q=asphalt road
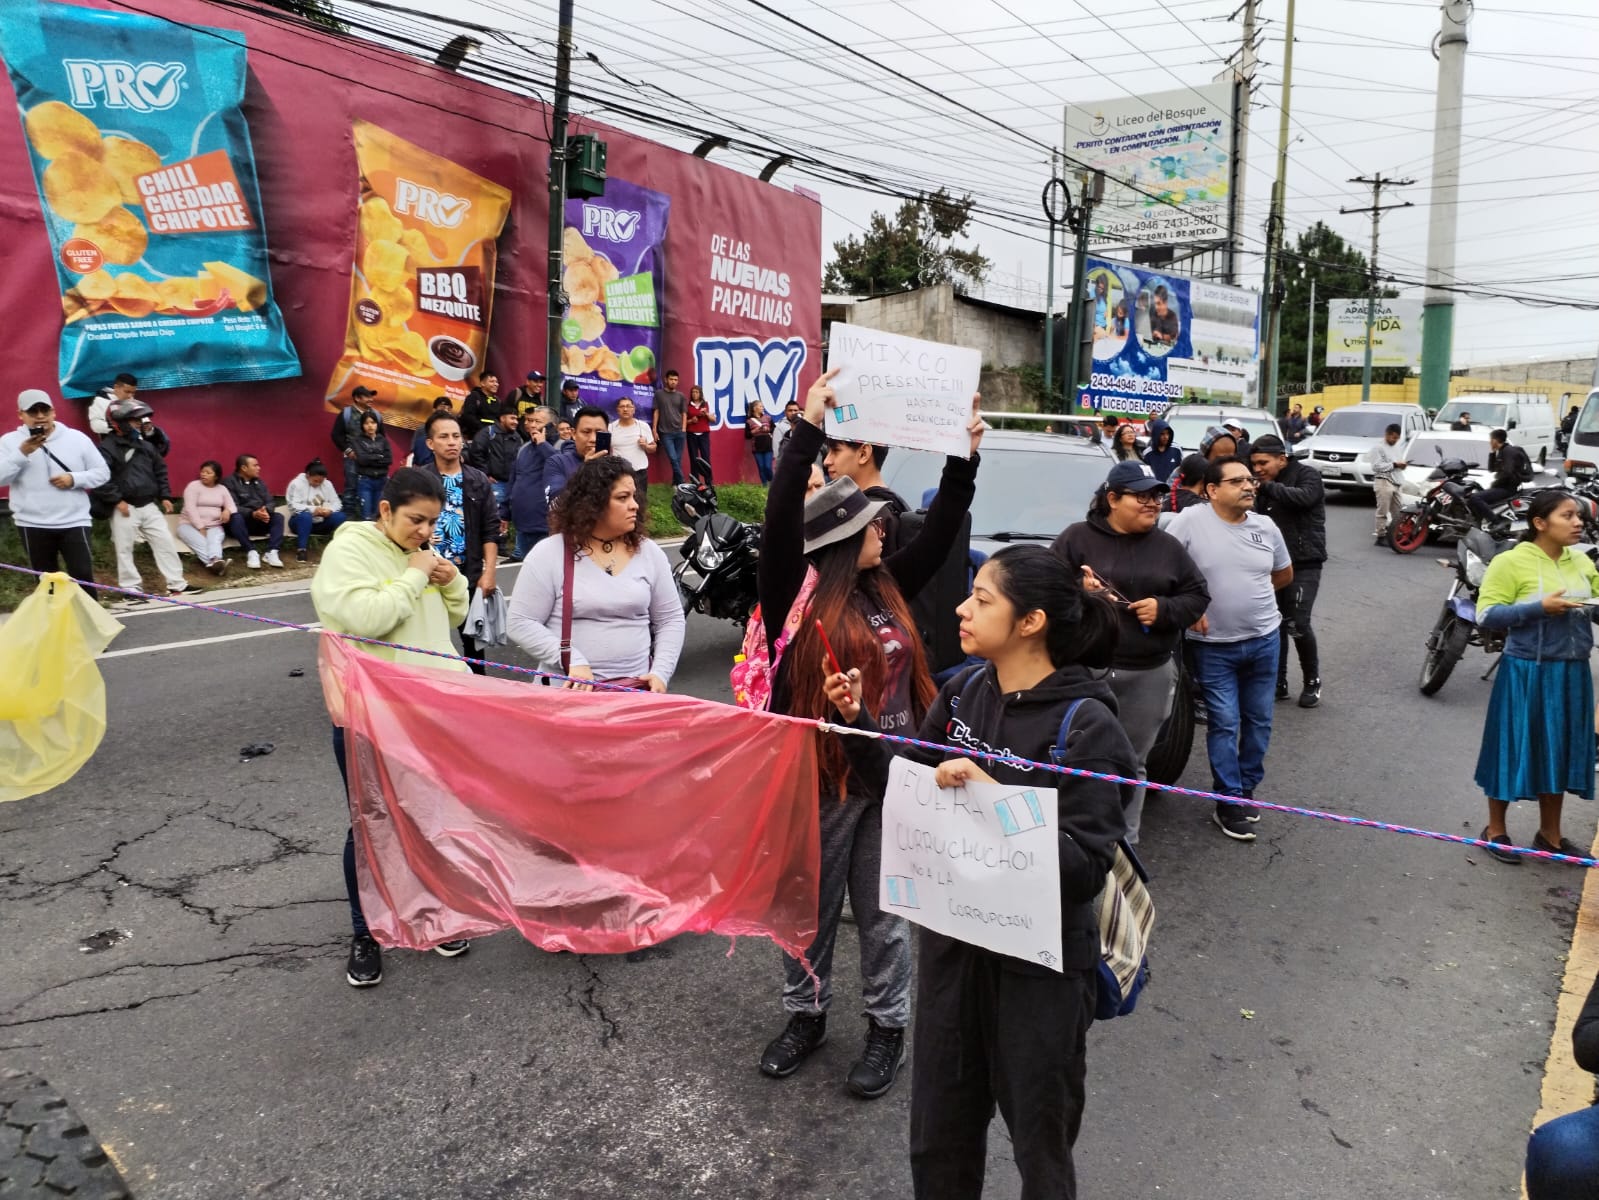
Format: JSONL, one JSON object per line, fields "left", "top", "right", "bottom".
{"left": 1, "top": 494, "right": 1589, "bottom": 1199}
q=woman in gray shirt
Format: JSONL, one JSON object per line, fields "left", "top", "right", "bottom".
{"left": 507, "top": 456, "right": 685, "bottom": 690}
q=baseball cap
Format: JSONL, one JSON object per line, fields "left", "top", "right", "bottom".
{"left": 1104, "top": 461, "right": 1163, "bottom": 493}
{"left": 352, "top": 385, "right": 377, "bottom": 399}
{"left": 561, "top": 378, "right": 580, "bottom": 392}
{"left": 17, "top": 389, "right": 53, "bottom": 413}
{"left": 527, "top": 369, "right": 545, "bottom": 381}
{"left": 1222, "top": 418, "right": 1247, "bottom": 433}
{"left": 1251, "top": 433, "right": 1288, "bottom": 456}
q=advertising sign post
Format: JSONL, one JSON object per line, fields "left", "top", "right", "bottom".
{"left": 1325, "top": 297, "right": 1423, "bottom": 373}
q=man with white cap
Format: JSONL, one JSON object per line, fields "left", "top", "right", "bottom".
{"left": 0, "top": 389, "right": 110, "bottom": 595}
{"left": 1222, "top": 418, "right": 1252, "bottom": 462}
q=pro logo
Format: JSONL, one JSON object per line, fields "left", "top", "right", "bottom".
{"left": 394, "top": 178, "right": 471, "bottom": 228}
{"left": 64, "top": 60, "right": 186, "bottom": 112}
{"left": 694, "top": 336, "right": 808, "bottom": 430}
{"left": 582, "top": 206, "right": 641, "bottom": 242}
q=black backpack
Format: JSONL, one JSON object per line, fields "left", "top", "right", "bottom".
{"left": 85, "top": 445, "right": 120, "bottom": 520}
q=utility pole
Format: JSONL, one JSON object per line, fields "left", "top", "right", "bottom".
{"left": 1341, "top": 174, "right": 1414, "bottom": 404}
{"left": 1305, "top": 274, "right": 1315, "bottom": 394}
{"left": 545, "top": 0, "right": 575, "bottom": 391}
{"left": 1061, "top": 170, "right": 1104, "bottom": 412}
{"left": 1418, "top": 0, "right": 1472, "bottom": 415}
{"left": 1259, "top": 0, "right": 1296, "bottom": 415}
{"left": 1225, "top": 0, "right": 1259, "bottom": 286}
{"left": 1042, "top": 153, "right": 1068, "bottom": 405}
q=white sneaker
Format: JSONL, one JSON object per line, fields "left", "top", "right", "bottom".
{"left": 168, "top": 582, "right": 189, "bottom": 595}
{"left": 246, "top": 551, "right": 261, "bottom": 570}
{"left": 263, "top": 549, "right": 283, "bottom": 568}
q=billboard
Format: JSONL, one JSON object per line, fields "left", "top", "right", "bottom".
{"left": 1064, "top": 83, "right": 1234, "bottom": 249}
{"left": 1079, "top": 255, "right": 1260, "bottom": 417}
{"left": 0, "top": 2, "right": 299, "bottom": 395}
{"left": 0, "top": 0, "right": 822, "bottom": 485}
{"left": 1326, "top": 297, "right": 1423, "bottom": 371}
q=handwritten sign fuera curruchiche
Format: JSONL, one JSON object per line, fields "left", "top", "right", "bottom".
{"left": 880, "top": 757, "right": 1063, "bottom": 970}
{"left": 824, "top": 322, "right": 980, "bottom": 458}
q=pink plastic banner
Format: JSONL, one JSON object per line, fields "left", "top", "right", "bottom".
{"left": 319, "top": 636, "right": 821, "bottom": 958}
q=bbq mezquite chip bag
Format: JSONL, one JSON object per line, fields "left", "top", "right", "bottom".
{"left": 0, "top": 1, "right": 301, "bottom": 394}
{"left": 324, "top": 121, "right": 513, "bottom": 429}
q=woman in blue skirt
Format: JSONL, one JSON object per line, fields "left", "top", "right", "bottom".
{"left": 1475, "top": 490, "right": 1598, "bottom": 863}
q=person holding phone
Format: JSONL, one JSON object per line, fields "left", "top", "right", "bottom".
{"left": 544, "top": 405, "right": 610, "bottom": 517}
{"left": 310, "top": 467, "right": 474, "bottom": 988}
{"left": 754, "top": 366, "right": 984, "bottom": 1101}
{"left": 0, "top": 389, "right": 108, "bottom": 596}
{"left": 824, "top": 545, "right": 1134, "bottom": 1199}
{"left": 1474, "top": 490, "right": 1599, "bottom": 863}
{"left": 1050, "top": 461, "right": 1210, "bottom": 843}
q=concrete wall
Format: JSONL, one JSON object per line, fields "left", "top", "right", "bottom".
{"left": 1288, "top": 375, "right": 1596, "bottom": 418}
{"left": 1460, "top": 358, "right": 1596, "bottom": 387}
{"left": 844, "top": 284, "right": 1043, "bottom": 370}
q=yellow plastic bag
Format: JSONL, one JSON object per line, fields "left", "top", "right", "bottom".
{"left": 0, "top": 573, "right": 122, "bottom": 802}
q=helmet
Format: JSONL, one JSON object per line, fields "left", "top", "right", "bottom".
{"left": 107, "top": 398, "right": 153, "bottom": 425}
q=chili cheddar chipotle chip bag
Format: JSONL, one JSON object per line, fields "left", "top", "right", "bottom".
{"left": 325, "top": 121, "right": 512, "bottom": 428}
{"left": 0, "top": 1, "right": 300, "bottom": 394}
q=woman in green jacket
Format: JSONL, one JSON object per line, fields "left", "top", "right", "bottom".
{"left": 1474, "top": 491, "right": 1598, "bottom": 863}
{"left": 311, "top": 467, "right": 472, "bottom": 986}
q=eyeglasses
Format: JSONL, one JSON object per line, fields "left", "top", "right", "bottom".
{"left": 1128, "top": 492, "right": 1164, "bottom": 507}
{"left": 1218, "top": 475, "right": 1256, "bottom": 488}
{"left": 868, "top": 516, "right": 888, "bottom": 535}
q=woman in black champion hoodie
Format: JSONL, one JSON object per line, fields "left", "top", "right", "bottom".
{"left": 824, "top": 544, "right": 1134, "bottom": 1199}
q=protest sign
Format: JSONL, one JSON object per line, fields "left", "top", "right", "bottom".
{"left": 880, "top": 757, "right": 1063, "bottom": 970}
{"left": 824, "top": 322, "right": 979, "bottom": 458}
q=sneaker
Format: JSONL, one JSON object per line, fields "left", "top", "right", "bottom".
{"left": 433, "top": 939, "right": 471, "bottom": 957}
{"left": 263, "top": 549, "right": 284, "bottom": 568}
{"left": 246, "top": 550, "right": 261, "bottom": 570}
{"left": 1298, "top": 679, "right": 1322, "bottom": 709}
{"left": 206, "top": 558, "right": 227, "bottom": 576}
{"left": 759, "top": 1012, "right": 827, "bottom": 1078}
{"left": 1374, "top": 533, "right": 1387, "bottom": 546}
{"left": 846, "top": 1020, "right": 906, "bottom": 1099}
{"left": 346, "top": 935, "right": 383, "bottom": 986}
{"left": 1275, "top": 680, "right": 1290, "bottom": 701}
{"left": 296, "top": 549, "right": 308, "bottom": 564}
{"left": 1479, "top": 827, "right": 1522, "bottom": 866}
{"left": 168, "top": 581, "right": 189, "bottom": 595}
{"left": 1213, "top": 802, "right": 1257, "bottom": 841}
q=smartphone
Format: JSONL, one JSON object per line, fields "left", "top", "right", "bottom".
{"left": 595, "top": 430, "right": 612, "bottom": 452}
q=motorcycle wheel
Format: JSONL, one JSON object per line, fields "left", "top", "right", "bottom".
{"left": 1418, "top": 607, "right": 1471, "bottom": 696}
{"left": 1388, "top": 511, "right": 1430, "bottom": 555}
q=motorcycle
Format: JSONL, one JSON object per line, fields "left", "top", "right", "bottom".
{"left": 1417, "top": 527, "right": 1511, "bottom": 695}
{"left": 670, "top": 457, "right": 760, "bottom": 626}
{"left": 1388, "top": 457, "right": 1550, "bottom": 554}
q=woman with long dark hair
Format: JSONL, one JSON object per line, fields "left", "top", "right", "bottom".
{"left": 684, "top": 384, "right": 713, "bottom": 478}
{"left": 507, "top": 454, "right": 684, "bottom": 691}
{"left": 825, "top": 545, "right": 1133, "bottom": 1198}
{"left": 311, "top": 467, "right": 473, "bottom": 987}
{"left": 756, "top": 366, "right": 983, "bottom": 1099}
{"left": 1474, "top": 490, "right": 1599, "bottom": 862}
{"left": 1111, "top": 422, "right": 1141, "bottom": 462}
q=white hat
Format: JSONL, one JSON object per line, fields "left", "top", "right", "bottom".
{"left": 17, "top": 389, "right": 53, "bottom": 412}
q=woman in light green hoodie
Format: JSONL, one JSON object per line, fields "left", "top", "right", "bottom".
{"left": 311, "top": 467, "right": 472, "bottom": 988}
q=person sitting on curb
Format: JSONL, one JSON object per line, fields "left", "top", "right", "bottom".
{"left": 223, "top": 454, "right": 286, "bottom": 570}
{"left": 286, "top": 460, "right": 347, "bottom": 563}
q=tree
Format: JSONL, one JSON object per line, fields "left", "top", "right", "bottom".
{"left": 251, "top": 0, "right": 348, "bottom": 33}
{"left": 823, "top": 189, "right": 990, "bottom": 296}
{"left": 1276, "top": 220, "right": 1405, "bottom": 398}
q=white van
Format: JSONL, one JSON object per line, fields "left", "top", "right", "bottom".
{"left": 1432, "top": 394, "right": 1557, "bottom": 465}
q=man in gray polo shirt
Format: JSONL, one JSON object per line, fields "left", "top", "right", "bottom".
{"left": 1167, "top": 455, "right": 1293, "bottom": 841}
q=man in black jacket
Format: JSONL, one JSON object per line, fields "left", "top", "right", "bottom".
{"left": 1469, "top": 428, "right": 1533, "bottom": 521}
{"left": 1051, "top": 461, "right": 1210, "bottom": 842}
{"left": 100, "top": 398, "right": 188, "bottom": 595}
{"left": 330, "top": 385, "right": 382, "bottom": 515}
{"left": 224, "top": 454, "right": 286, "bottom": 569}
{"left": 422, "top": 409, "right": 502, "bottom": 675}
{"left": 466, "top": 407, "right": 522, "bottom": 522}
{"left": 457, "top": 372, "right": 502, "bottom": 439}
{"left": 1249, "top": 434, "right": 1327, "bottom": 708}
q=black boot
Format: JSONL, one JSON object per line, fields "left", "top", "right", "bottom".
{"left": 1298, "top": 679, "right": 1322, "bottom": 708}
{"left": 846, "top": 1019, "right": 906, "bottom": 1099}
{"left": 760, "top": 1012, "right": 827, "bottom": 1078}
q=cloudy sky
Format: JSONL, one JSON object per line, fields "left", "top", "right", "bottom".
{"left": 376, "top": 0, "right": 1596, "bottom": 373}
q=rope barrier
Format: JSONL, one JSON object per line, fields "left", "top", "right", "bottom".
{"left": 4, "top": 560, "right": 1595, "bottom": 868}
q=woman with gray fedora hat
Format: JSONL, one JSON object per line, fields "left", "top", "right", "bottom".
{"left": 755, "top": 366, "right": 985, "bottom": 1100}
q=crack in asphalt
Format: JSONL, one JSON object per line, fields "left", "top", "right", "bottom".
{"left": 565, "top": 955, "right": 623, "bottom": 1047}
{"left": 0, "top": 942, "right": 344, "bottom": 1029}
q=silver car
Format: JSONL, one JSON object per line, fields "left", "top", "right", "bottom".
{"left": 1301, "top": 403, "right": 1430, "bottom": 491}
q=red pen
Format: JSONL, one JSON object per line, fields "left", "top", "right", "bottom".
{"left": 815, "top": 619, "right": 845, "bottom": 677}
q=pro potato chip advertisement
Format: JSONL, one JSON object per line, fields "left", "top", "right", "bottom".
{"left": 559, "top": 182, "right": 669, "bottom": 417}
{"left": 0, "top": 1, "right": 300, "bottom": 394}
{"left": 324, "top": 121, "right": 512, "bottom": 428}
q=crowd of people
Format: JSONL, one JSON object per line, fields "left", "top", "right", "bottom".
{"left": 10, "top": 371, "right": 1599, "bottom": 1195}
